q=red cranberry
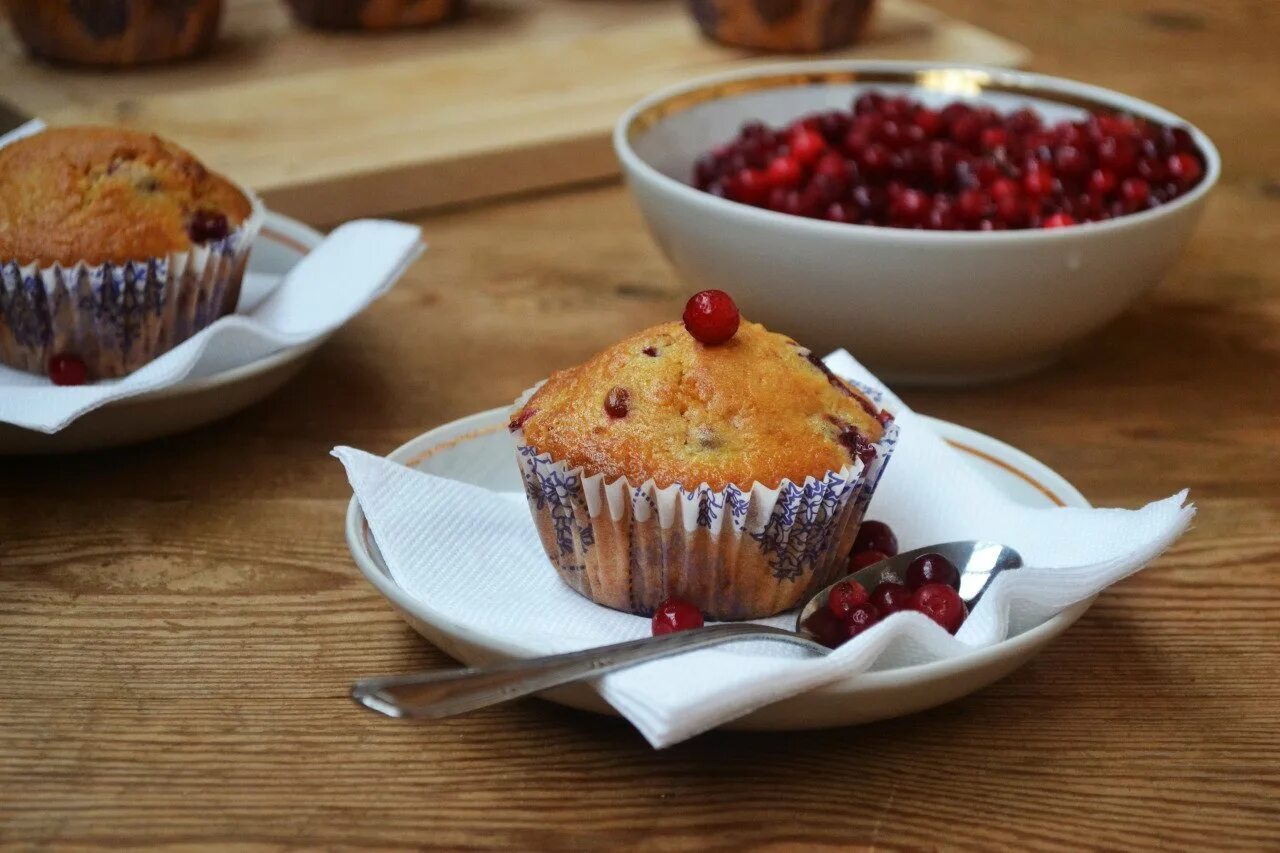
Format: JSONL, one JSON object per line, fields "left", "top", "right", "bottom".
{"left": 870, "top": 581, "right": 913, "bottom": 615}
{"left": 950, "top": 113, "right": 983, "bottom": 148}
{"left": 682, "top": 290, "right": 740, "bottom": 345}
{"left": 925, "top": 201, "right": 957, "bottom": 230}
{"left": 508, "top": 407, "right": 537, "bottom": 432}
{"left": 994, "top": 190, "right": 1024, "bottom": 224}
{"left": 47, "top": 353, "right": 88, "bottom": 386}
{"left": 914, "top": 108, "right": 943, "bottom": 137}
{"left": 1120, "top": 177, "right": 1151, "bottom": 210}
{"left": 836, "top": 425, "right": 877, "bottom": 466}
{"left": 911, "top": 583, "right": 967, "bottom": 634}
{"left": 828, "top": 580, "right": 870, "bottom": 616}
{"left": 925, "top": 141, "right": 959, "bottom": 185}
{"left": 853, "top": 91, "right": 887, "bottom": 115}
{"left": 187, "top": 208, "right": 229, "bottom": 243}
{"left": 990, "top": 177, "right": 1019, "bottom": 201}
{"left": 1136, "top": 150, "right": 1166, "bottom": 183}
{"left": 1043, "top": 212, "right": 1075, "bottom": 228}
{"left": 604, "top": 386, "right": 630, "bottom": 419}
{"left": 1087, "top": 168, "right": 1117, "bottom": 196}
{"left": 1096, "top": 135, "right": 1137, "bottom": 174}
{"left": 803, "top": 606, "right": 848, "bottom": 648}
{"left": 651, "top": 597, "right": 704, "bottom": 636}
{"left": 789, "top": 128, "right": 827, "bottom": 164}
{"left": 843, "top": 603, "right": 881, "bottom": 639}
{"left": 824, "top": 201, "right": 859, "bottom": 223}
{"left": 1165, "top": 126, "right": 1196, "bottom": 153}
{"left": 848, "top": 549, "right": 888, "bottom": 573}
{"left": 815, "top": 152, "right": 850, "bottom": 185}
{"left": 978, "top": 126, "right": 1007, "bottom": 151}
{"left": 1007, "top": 107, "right": 1042, "bottom": 133}
{"left": 905, "top": 553, "right": 960, "bottom": 590}
{"left": 1022, "top": 169, "right": 1056, "bottom": 198}
{"left": 727, "top": 168, "right": 769, "bottom": 205}
{"left": 765, "top": 155, "right": 801, "bottom": 187}
{"left": 1166, "top": 153, "right": 1203, "bottom": 187}
{"left": 889, "top": 189, "right": 928, "bottom": 226}
{"left": 956, "top": 189, "right": 989, "bottom": 223}
{"left": 1054, "top": 145, "right": 1089, "bottom": 179}
{"left": 851, "top": 520, "right": 898, "bottom": 556}
{"left": 858, "top": 143, "right": 892, "bottom": 178}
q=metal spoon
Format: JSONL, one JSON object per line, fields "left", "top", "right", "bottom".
{"left": 351, "top": 541, "right": 1022, "bottom": 720}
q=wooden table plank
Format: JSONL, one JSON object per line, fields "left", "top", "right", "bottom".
{"left": 2, "top": 0, "right": 1279, "bottom": 847}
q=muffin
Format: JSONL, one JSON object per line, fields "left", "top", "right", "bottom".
{"left": 283, "top": 0, "right": 465, "bottom": 30}
{"left": 688, "top": 0, "right": 876, "bottom": 52}
{"left": 0, "top": 126, "right": 263, "bottom": 382}
{"left": 3, "top": 0, "right": 223, "bottom": 66}
{"left": 509, "top": 292, "right": 898, "bottom": 620}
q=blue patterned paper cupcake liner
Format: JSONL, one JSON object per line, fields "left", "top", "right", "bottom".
{"left": 510, "top": 383, "right": 899, "bottom": 621}
{"left": 0, "top": 189, "right": 264, "bottom": 380}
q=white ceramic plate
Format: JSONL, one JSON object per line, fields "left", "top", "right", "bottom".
{"left": 0, "top": 212, "right": 324, "bottom": 455}
{"left": 345, "top": 407, "right": 1093, "bottom": 731}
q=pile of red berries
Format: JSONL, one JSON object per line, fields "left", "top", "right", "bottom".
{"left": 692, "top": 91, "right": 1205, "bottom": 230}
{"left": 803, "top": 520, "right": 967, "bottom": 647}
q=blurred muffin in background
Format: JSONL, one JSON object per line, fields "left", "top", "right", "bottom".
{"left": 3, "top": 0, "right": 222, "bottom": 66}
{"left": 283, "top": 0, "right": 465, "bottom": 30}
{"left": 688, "top": 0, "right": 876, "bottom": 52}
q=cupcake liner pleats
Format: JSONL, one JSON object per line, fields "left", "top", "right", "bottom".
{"left": 510, "top": 384, "right": 899, "bottom": 620}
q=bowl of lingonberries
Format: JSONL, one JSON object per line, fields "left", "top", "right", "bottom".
{"left": 614, "top": 61, "right": 1220, "bottom": 385}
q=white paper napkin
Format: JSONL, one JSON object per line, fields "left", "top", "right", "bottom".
{"left": 0, "top": 219, "right": 424, "bottom": 433}
{"left": 334, "top": 351, "right": 1193, "bottom": 748}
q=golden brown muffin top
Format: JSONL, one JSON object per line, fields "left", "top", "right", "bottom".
{"left": 0, "top": 126, "right": 253, "bottom": 266}
{"left": 512, "top": 320, "right": 887, "bottom": 490}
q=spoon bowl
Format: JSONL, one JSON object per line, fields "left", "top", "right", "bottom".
{"left": 796, "top": 540, "right": 1023, "bottom": 637}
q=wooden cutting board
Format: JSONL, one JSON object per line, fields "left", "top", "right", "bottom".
{"left": 0, "top": 0, "right": 1027, "bottom": 224}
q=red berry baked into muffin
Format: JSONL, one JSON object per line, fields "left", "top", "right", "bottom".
{"left": 0, "top": 126, "right": 262, "bottom": 382}
{"left": 510, "top": 291, "right": 898, "bottom": 620}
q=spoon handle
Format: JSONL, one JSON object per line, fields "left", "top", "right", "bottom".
{"left": 351, "top": 623, "right": 824, "bottom": 720}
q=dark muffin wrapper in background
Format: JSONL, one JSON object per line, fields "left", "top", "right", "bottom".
{"left": 284, "top": 0, "right": 466, "bottom": 30}
{"left": 688, "top": 0, "right": 876, "bottom": 52}
{"left": 3, "top": 0, "right": 224, "bottom": 66}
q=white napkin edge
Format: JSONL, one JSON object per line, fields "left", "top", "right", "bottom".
{"left": 0, "top": 118, "right": 47, "bottom": 147}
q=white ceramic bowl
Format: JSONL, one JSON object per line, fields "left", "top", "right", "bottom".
{"left": 614, "top": 61, "right": 1220, "bottom": 384}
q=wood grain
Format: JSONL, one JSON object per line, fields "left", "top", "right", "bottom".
{"left": 2, "top": 0, "right": 1280, "bottom": 848}
{"left": 0, "top": 0, "right": 1027, "bottom": 224}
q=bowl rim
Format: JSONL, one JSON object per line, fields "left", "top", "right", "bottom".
{"left": 613, "top": 60, "right": 1222, "bottom": 242}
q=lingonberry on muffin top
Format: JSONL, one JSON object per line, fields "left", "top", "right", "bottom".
{"left": 0, "top": 126, "right": 253, "bottom": 266}
{"left": 511, "top": 292, "right": 887, "bottom": 491}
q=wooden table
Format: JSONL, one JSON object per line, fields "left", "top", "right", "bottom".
{"left": 3, "top": 1, "right": 1278, "bottom": 847}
